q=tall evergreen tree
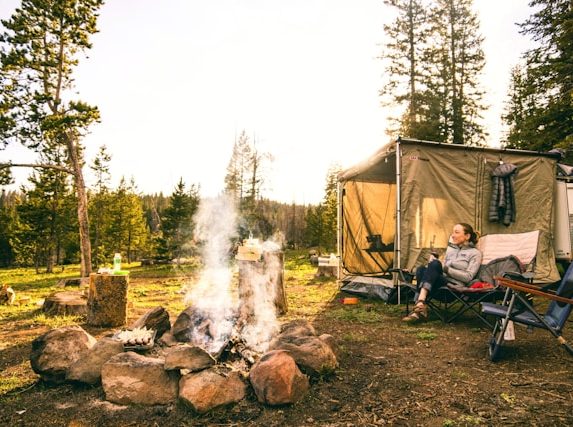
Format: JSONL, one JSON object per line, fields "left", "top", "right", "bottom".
{"left": 381, "top": 0, "right": 487, "bottom": 144}
{"left": 321, "top": 164, "right": 341, "bottom": 251}
{"left": 15, "top": 156, "right": 77, "bottom": 272}
{"left": 224, "top": 131, "right": 251, "bottom": 206}
{"left": 160, "top": 178, "right": 199, "bottom": 262}
{"left": 0, "top": 0, "right": 104, "bottom": 276}
{"left": 224, "top": 130, "right": 273, "bottom": 239}
{"left": 380, "top": 0, "right": 436, "bottom": 138}
{"left": 303, "top": 165, "right": 341, "bottom": 252}
{"left": 0, "top": 190, "right": 18, "bottom": 266}
{"left": 429, "top": 0, "right": 487, "bottom": 145}
{"left": 504, "top": 0, "right": 573, "bottom": 155}
{"left": 106, "top": 178, "right": 148, "bottom": 264}
{"left": 502, "top": 64, "right": 539, "bottom": 148}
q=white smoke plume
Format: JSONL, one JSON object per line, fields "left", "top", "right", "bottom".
{"left": 184, "top": 195, "right": 284, "bottom": 356}
{"left": 185, "top": 194, "right": 239, "bottom": 353}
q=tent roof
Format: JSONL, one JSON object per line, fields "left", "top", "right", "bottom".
{"left": 338, "top": 137, "right": 562, "bottom": 183}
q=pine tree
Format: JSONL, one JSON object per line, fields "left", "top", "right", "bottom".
{"left": 224, "top": 131, "right": 273, "bottom": 239}
{"left": 160, "top": 178, "right": 199, "bottom": 262}
{"left": 0, "top": 0, "right": 104, "bottom": 276}
{"left": 321, "top": 164, "right": 341, "bottom": 251}
{"left": 380, "top": 0, "right": 435, "bottom": 138}
{"left": 381, "top": 0, "right": 487, "bottom": 144}
{"left": 15, "top": 154, "right": 76, "bottom": 272}
{"left": 429, "top": 0, "right": 487, "bottom": 145}
{"left": 106, "top": 178, "right": 148, "bottom": 264}
{"left": 303, "top": 165, "right": 341, "bottom": 252}
{"left": 224, "top": 131, "right": 252, "bottom": 206}
{"left": 0, "top": 190, "right": 18, "bottom": 267}
{"left": 504, "top": 0, "right": 573, "bottom": 155}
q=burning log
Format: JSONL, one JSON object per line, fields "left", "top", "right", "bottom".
{"left": 172, "top": 306, "right": 236, "bottom": 359}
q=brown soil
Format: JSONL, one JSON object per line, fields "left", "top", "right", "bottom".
{"left": 2, "top": 279, "right": 573, "bottom": 426}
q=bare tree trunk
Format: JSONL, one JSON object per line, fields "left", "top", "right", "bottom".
{"left": 66, "top": 134, "right": 92, "bottom": 277}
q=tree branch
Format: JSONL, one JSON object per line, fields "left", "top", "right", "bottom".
{"left": 0, "top": 162, "right": 74, "bottom": 175}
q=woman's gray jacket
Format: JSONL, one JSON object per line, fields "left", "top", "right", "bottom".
{"left": 444, "top": 242, "right": 482, "bottom": 286}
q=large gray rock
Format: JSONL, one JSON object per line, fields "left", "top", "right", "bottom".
{"left": 171, "top": 306, "right": 196, "bottom": 342}
{"left": 277, "top": 319, "right": 316, "bottom": 339}
{"left": 318, "top": 333, "right": 338, "bottom": 356}
{"left": 101, "top": 352, "right": 179, "bottom": 405}
{"left": 30, "top": 326, "right": 96, "bottom": 383}
{"left": 66, "top": 337, "right": 124, "bottom": 384}
{"left": 179, "top": 369, "right": 246, "bottom": 414}
{"left": 130, "top": 306, "right": 171, "bottom": 339}
{"left": 164, "top": 345, "right": 215, "bottom": 371}
{"left": 157, "top": 331, "right": 178, "bottom": 347}
{"left": 270, "top": 334, "right": 337, "bottom": 377}
{"left": 249, "top": 350, "right": 309, "bottom": 406}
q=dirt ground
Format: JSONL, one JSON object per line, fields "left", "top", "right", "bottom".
{"left": 2, "top": 275, "right": 573, "bottom": 427}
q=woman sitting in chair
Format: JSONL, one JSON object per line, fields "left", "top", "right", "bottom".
{"left": 402, "top": 223, "right": 482, "bottom": 322}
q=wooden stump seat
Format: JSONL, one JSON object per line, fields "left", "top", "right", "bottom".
{"left": 42, "top": 291, "right": 88, "bottom": 316}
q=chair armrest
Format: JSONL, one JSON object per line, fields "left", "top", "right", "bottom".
{"left": 494, "top": 276, "right": 573, "bottom": 305}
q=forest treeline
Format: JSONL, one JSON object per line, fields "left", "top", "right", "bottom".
{"left": 0, "top": 139, "right": 340, "bottom": 270}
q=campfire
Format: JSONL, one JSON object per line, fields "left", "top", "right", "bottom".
{"left": 29, "top": 196, "right": 338, "bottom": 413}
{"left": 171, "top": 236, "right": 285, "bottom": 364}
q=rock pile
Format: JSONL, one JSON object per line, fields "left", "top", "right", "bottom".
{"left": 29, "top": 306, "right": 337, "bottom": 414}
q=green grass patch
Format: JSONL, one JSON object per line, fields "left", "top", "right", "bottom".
{"left": 403, "top": 327, "right": 438, "bottom": 340}
{"left": 415, "top": 330, "right": 437, "bottom": 340}
{"left": 324, "top": 305, "right": 387, "bottom": 323}
{"left": 340, "top": 332, "right": 369, "bottom": 342}
{"left": 0, "top": 358, "right": 38, "bottom": 397}
{"left": 28, "top": 313, "right": 85, "bottom": 329}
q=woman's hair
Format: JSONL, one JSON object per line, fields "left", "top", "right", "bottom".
{"left": 458, "top": 223, "right": 479, "bottom": 245}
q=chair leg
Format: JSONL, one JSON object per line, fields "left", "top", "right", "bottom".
{"left": 488, "top": 293, "right": 518, "bottom": 362}
{"left": 488, "top": 319, "right": 505, "bottom": 362}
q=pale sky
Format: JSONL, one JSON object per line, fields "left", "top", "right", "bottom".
{"left": 1, "top": 0, "right": 533, "bottom": 204}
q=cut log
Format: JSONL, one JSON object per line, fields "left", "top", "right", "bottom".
{"left": 264, "top": 250, "right": 287, "bottom": 315}
{"left": 42, "top": 291, "right": 88, "bottom": 317}
{"left": 238, "top": 250, "right": 287, "bottom": 320}
{"left": 87, "top": 273, "right": 129, "bottom": 327}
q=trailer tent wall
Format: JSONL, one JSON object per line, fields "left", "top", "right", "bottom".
{"left": 338, "top": 139, "right": 561, "bottom": 284}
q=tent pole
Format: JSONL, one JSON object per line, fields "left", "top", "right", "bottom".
{"left": 337, "top": 180, "right": 342, "bottom": 281}
{"left": 395, "top": 138, "right": 402, "bottom": 304}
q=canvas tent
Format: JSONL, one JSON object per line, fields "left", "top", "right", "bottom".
{"left": 338, "top": 138, "right": 561, "bottom": 291}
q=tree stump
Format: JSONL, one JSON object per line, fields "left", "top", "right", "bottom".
{"left": 264, "top": 250, "right": 287, "bottom": 315}
{"left": 238, "top": 250, "right": 287, "bottom": 319}
{"left": 42, "top": 291, "right": 88, "bottom": 316}
{"left": 87, "top": 273, "right": 129, "bottom": 327}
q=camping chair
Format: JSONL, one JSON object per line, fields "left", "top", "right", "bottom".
{"left": 419, "top": 231, "right": 540, "bottom": 328}
{"left": 482, "top": 261, "right": 573, "bottom": 362}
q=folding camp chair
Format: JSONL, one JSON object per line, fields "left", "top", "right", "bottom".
{"left": 419, "top": 231, "right": 540, "bottom": 328}
{"left": 481, "top": 261, "right": 573, "bottom": 362}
